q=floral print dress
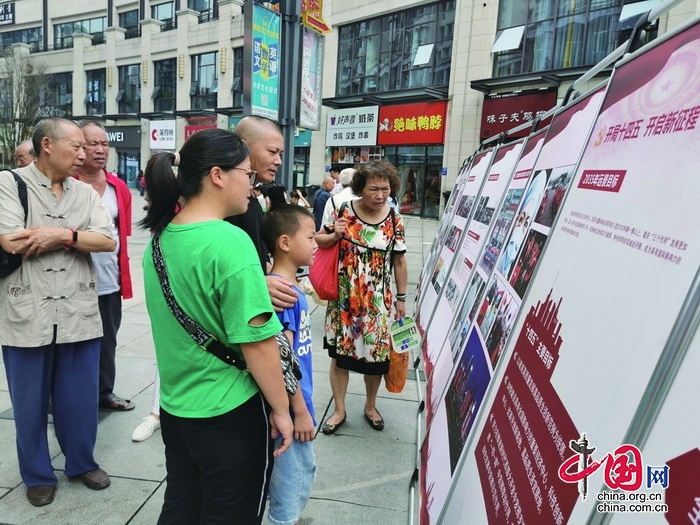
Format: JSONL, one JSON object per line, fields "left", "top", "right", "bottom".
{"left": 324, "top": 201, "right": 406, "bottom": 375}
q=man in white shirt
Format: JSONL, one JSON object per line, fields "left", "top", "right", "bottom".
{"left": 320, "top": 167, "right": 356, "bottom": 228}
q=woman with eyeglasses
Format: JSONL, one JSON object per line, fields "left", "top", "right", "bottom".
{"left": 315, "top": 160, "right": 408, "bottom": 435}
{"left": 140, "top": 128, "right": 293, "bottom": 524}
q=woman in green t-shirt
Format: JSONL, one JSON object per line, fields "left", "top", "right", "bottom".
{"left": 140, "top": 129, "right": 293, "bottom": 524}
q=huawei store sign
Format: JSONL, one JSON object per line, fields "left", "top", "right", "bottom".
{"left": 480, "top": 89, "right": 557, "bottom": 139}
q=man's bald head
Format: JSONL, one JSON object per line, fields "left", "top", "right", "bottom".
{"left": 15, "top": 140, "right": 36, "bottom": 167}
{"left": 233, "top": 116, "right": 283, "bottom": 184}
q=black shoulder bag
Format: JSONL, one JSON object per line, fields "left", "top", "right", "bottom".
{"left": 151, "top": 233, "right": 301, "bottom": 396}
{"left": 0, "top": 171, "right": 28, "bottom": 279}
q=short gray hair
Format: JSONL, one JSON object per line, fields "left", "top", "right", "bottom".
{"left": 339, "top": 168, "right": 356, "bottom": 187}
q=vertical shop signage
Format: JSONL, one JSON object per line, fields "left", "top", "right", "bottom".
{"left": 299, "top": 27, "right": 324, "bottom": 130}
{"left": 301, "top": 0, "right": 331, "bottom": 33}
{"left": 378, "top": 101, "right": 447, "bottom": 145}
{"left": 244, "top": 3, "right": 280, "bottom": 120}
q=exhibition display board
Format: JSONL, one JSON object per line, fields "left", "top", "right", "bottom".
{"left": 417, "top": 149, "right": 494, "bottom": 365}
{"left": 418, "top": 86, "right": 606, "bottom": 524}
{"left": 415, "top": 16, "right": 700, "bottom": 525}
{"left": 425, "top": 129, "right": 547, "bottom": 427}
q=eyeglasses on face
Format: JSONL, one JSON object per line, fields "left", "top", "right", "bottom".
{"left": 231, "top": 167, "right": 257, "bottom": 185}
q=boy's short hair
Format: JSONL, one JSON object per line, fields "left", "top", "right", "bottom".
{"left": 262, "top": 203, "right": 314, "bottom": 256}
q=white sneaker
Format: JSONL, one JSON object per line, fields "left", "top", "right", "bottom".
{"left": 131, "top": 415, "right": 161, "bottom": 442}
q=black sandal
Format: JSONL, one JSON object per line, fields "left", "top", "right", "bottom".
{"left": 99, "top": 394, "right": 135, "bottom": 411}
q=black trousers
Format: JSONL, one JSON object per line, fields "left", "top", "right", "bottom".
{"left": 158, "top": 393, "right": 274, "bottom": 525}
{"left": 98, "top": 291, "right": 122, "bottom": 403}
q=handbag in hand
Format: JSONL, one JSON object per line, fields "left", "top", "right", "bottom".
{"left": 151, "top": 233, "right": 302, "bottom": 396}
{"left": 308, "top": 202, "right": 347, "bottom": 300}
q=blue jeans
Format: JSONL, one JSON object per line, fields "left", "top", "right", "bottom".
{"left": 268, "top": 438, "right": 316, "bottom": 525}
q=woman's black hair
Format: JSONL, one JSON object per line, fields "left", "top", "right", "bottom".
{"left": 350, "top": 160, "right": 400, "bottom": 196}
{"left": 139, "top": 128, "right": 249, "bottom": 233}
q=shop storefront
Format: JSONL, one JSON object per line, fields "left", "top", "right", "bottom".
{"left": 325, "top": 101, "right": 447, "bottom": 218}
{"left": 377, "top": 101, "right": 446, "bottom": 218}
{"left": 105, "top": 125, "right": 141, "bottom": 188}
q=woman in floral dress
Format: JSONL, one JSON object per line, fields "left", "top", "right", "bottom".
{"left": 315, "top": 161, "right": 408, "bottom": 434}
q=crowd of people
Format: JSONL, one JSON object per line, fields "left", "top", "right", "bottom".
{"left": 0, "top": 116, "right": 408, "bottom": 524}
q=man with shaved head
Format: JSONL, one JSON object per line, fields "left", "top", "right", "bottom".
{"left": 228, "top": 115, "right": 298, "bottom": 308}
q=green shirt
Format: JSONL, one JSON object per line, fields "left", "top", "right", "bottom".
{"left": 143, "top": 220, "right": 282, "bottom": 418}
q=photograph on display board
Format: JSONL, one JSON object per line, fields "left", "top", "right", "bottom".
{"left": 445, "top": 225, "right": 462, "bottom": 252}
{"left": 484, "top": 287, "right": 520, "bottom": 368}
{"left": 479, "top": 187, "right": 525, "bottom": 275}
{"left": 497, "top": 168, "right": 549, "bottom": 279}
{"left": 455, "top": 194, "right": 476, "bottom": 219}
{"left": 419, "top": 149, "right": 495, "bottom": 381}
{"left": 476, "top": 275, "right": 515, "bottom": 343}
{"left": 473, "top": 195, "right": 496, "bottom": 225}
{"left": 423, "top": 142, "right": 521, "bottom": 392}
{"left": 448, "top": 272, "right": 487, "bottom": 355}
{"left": 430, "top": 257, "right": 446, "bottom": 294}
{"left": 443, "top": 277, "right": 459, "bottom": 308}
{"left": 444, "top": 328, "right": 492, "bottom": 474}
{"left": 509, "top": 228, "right": 548, "bottom": 299}
{"left": 534, "top": 168, "right": 573, "bottom": 227}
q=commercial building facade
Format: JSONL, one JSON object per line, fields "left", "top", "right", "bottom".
{"left": 0, "top": 0, "right": 697, "bottom": 210}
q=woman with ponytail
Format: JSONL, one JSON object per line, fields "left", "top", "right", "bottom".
{"left": 140, "top": 129, "right": 293, "bottom": 524}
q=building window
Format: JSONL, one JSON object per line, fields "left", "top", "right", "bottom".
{"left": 191, "top": 52, "right": 218, "bottom": 109}
{"left": 39, "top": 73, "right": 73, "bottom": 117}
{"left": 119, "top": 9, "right": 140, "bottom": 39}
{"left": 153, "top": 59, "right": 176, "bottom": 111}
{"left": 54, "top": 17, "right": 106, "bottom": 49}
{"left": 152, "top": 2, "right": 176, "bottom": 32}
{"left": 188, "top": 0, "right": 217, "bottom": 23}
{"left": 231, "top": 47, "right": 243, "bottom": 108}
{"left": 86, "top": 69, "right": 106, "bottom": 115}
{"left": 492, "top": 0, "right": 660, "bottom": 76}
{"left": 118, "top": 64, "right": 141, "bottom": 113}
{"left": 0, "top": 27, "right": 43, "bottom": 52}
{"left": 336, "top": 1, "right": 455, "bottom": 97}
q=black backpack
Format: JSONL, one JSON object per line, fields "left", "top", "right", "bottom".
{"left": 0, "top": 171, "right": 28, "bottom": 278}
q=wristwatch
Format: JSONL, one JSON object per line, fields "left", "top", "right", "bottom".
{"left": 64, "top": 229, "right": 78, "bottom": 250}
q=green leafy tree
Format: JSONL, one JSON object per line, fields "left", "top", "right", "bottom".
{"left": 0, "top": 45, "right": 47, "bottom": 168}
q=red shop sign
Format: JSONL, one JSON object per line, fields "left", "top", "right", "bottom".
{"left": 377, "top": 101, "right": 447, "bottom": 145}
{"left": 184, "top": 124, "right": 217, "bottom": 140}
{"left": 480, "top": 89, "right": 557, "bottom": 140}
